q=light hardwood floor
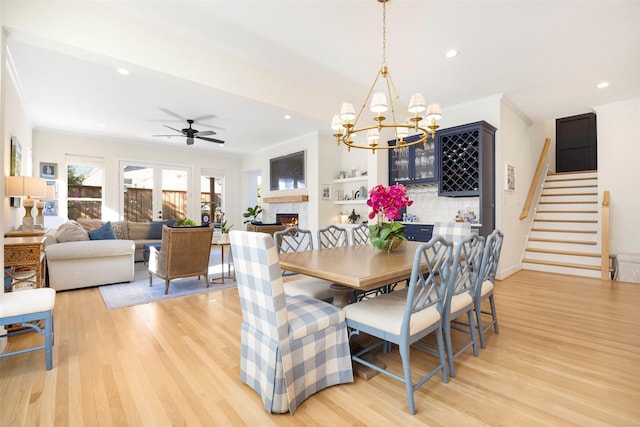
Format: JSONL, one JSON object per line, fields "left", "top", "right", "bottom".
{"left": 1, "top": 270, "right": 639, "bottom": 426}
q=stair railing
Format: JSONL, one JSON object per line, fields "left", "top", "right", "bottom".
{"left": 520, "top": 138, "right": 551, "bottom": 220}
{"left": 601, "top": 191, "right": 610, "bottom": 280}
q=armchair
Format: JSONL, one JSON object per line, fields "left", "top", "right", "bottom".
{"left": 148, "top": 225, "right": 214, "bottom": 294}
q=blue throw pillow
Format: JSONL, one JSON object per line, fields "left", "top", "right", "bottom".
{"left": 148, "top": 220, "right": 176, "bottom": 239}
{"left": 88, "top": 221, "right": 117, "bottom": 240}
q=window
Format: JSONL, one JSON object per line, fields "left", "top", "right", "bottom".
{"left": 67, "top": 155, "right": 105, "bottom": 220}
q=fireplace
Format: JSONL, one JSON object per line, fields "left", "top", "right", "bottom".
{"left": 276, "top": 213, "right": 299, "bottom": 228}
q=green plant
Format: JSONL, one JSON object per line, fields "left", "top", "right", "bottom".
{"left": 243, "top": 204, "right": 263, "bottom": 224}
{"left": 220, "top": 220, "right": 234, "bottom": 233}
{"left": 176, "top": 218, "right": 196, "bottom": 227}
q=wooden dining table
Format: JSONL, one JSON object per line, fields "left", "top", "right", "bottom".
{"left": 278, "top": 240, "right": 425, "bottom": 308}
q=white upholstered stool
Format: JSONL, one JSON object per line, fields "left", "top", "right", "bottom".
{"left": 0, "top": 288, "right": 56, "bottom": 370}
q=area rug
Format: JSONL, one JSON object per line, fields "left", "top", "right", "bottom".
{"left": 99, "top": 252, "right": 236, "bottom": 310}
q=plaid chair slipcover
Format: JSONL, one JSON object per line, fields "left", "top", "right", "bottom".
{"left": 229, "top": 230, "right": 353, "bottom": 414}
{"left": 433, "top": 221, "right": 472, "bottom": 244}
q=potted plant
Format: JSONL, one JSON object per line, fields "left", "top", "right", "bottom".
{"left": 176, "top": 218, "right": 197, "bottom": 227}
{"left": 243, "top": 204, "right": 263, "bottom": 224}
{"left": 367, "top": 184, "right": 413, "bottom": 252}
{"left": 215, "top": 220, "right": 234, "bottom": 244}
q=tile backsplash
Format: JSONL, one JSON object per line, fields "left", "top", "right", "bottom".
{"left": 405, "top": 183, "right": 480, "bottom": 223}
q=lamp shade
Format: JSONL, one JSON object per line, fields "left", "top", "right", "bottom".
{"left": 331, "top": 114, "right": 344, "bottom": 131}
{"left": 5, "top": 176, "right": 47, "bottom": 198}
{"left": 340, "top": 102, "right": 356, "bottom": 122}
{"left": 425, "top": 103, "right": 442, "bottom": 121}
{"left": 370, "top": 92, "right": 388, "bottom": 113}
{"left": 408, "top": 93, "right": 427, "bottom": 114}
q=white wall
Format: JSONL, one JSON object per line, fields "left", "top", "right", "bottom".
{"left": 594, "top": 98, "right": 640, "bottom": 254}
{"left": 32, "top": 130, "right": 243, "bottom": 228}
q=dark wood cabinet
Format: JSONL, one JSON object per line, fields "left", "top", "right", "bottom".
{"left": 437, "top": 121, "right": 496, "bottom": 236}
{"left": 404, "top": 224, "right": 433, "bottom": 242}
{"left": 388, "top": 135, "right": 437, "bottom": 185}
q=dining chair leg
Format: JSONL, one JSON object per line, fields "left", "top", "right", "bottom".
{"left": 435, "top": 328, "right": 449, "bottom": 384}
{"left": 399, "top": 343, "right": 416, "bottom": 415}
{"left": 476, "top": 304, "right": 487, "bottom": 349}
{"left": 489, "top": 295, "right": 499, "bottom": 333}
{"left": 443, "top": 321, "right": 456, "bottom": 378}
{"left": 44, "top": 312, "right": 54, "bottom": 370}
{"left": 467, "top": 311, "right": 479, "bottom": 357}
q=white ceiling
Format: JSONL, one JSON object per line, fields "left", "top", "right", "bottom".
{"left": 5, "top": 0, "right": 640, "bottom": 157}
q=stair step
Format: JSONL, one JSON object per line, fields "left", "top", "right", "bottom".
{"left": 539, "top": 201, "right": 597, "bottom": 204}
{"left": 525, "top": 247, "right": 601, "bottom": 258}
{"left": 540, "top": 192, "right": 598, "bottom": 197}
{"left": 528, "top": 237, "right": 597, "bottom": 245}
{"left": 522, "top": 258, "right": 601, "bottom": 271}
{"left": 548, "top": 170, "right": 597, "bottom": 177}
{"left": 536, "top": 210, "right": 598, "bottom": 214}
{"left": 531, "top": 228, "right": 597, "bottom": 234}
{"left": 533, "top": 219, "right": 597, "bottom": 223}
{"left": 542, "top": 184, "right": 597, "bottom": 190}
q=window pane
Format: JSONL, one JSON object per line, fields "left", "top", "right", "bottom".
{"left": 67, "top": 164, "right": 104, "bottom": 220}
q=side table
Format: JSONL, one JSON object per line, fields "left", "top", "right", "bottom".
{"left": 4, "top": 235, "right": 47, "bottom": 292}
{"left": 210, "top": 242, "right": 234, "bottom": 285}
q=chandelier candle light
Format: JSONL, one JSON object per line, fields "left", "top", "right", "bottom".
{"left": 367, "top": 183, "right": 413, "bottom": 252}
{"left": 331, "top": 0, "right": 442, "bottom": 153}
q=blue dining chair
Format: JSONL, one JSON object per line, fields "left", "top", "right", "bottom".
{"left": 350, "top": 224, "right": 370, "bottom": 245}
{"left": 343, "top": 236, "right": 453, "bottom": 415}
{"left": 474, "top": 229, "right": 504, "bottom": 349}
{"left": 443, "top": 233, "right": 484, "bottom": 377}
{"left": 229, "top": 230, "right": 353, "bottom": 414}
{"left": 317, "top": 225, "right": 349, "bottom": 248}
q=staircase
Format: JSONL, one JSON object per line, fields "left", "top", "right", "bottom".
{"left": 522, "top": 170, "right": 603, "bottom": 278}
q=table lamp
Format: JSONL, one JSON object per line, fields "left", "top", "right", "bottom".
{"left": 5, "top": 176, "right": 47, "bottom": 231}
{"left": 34, "top": 183, "right": 55, "bottom": 229}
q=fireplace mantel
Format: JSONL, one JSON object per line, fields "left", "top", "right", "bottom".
{"left": 263, "top": 195, "right": 309, "bottom": 204}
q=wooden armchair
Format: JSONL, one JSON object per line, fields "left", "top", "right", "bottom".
{"left": 148, "top": 225, "right": 214, "bottom": 294}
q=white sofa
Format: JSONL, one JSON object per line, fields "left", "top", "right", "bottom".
{"left": 45, "top": 239, "right": 135, "bottom": 291}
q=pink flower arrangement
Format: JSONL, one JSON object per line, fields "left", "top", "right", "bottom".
{"left": 367, "top": 184, "right": 413, "bottom": 223}
{"left": 366, "top": 184, "right": 413, "bottom": 251}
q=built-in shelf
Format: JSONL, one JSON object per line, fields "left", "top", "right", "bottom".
{"left": 333, "top": 176, "right": 368, "bottom": 184}
{"left": 263, "top": 195, "right": 309, "bottom": 204}
{"left": 334, "top": 200, "right": 367, "bottom": 205}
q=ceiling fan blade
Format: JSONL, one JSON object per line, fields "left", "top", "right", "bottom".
{"left": 159, "top": 108, "right": 186, "bottom": 121}
{"left": 163, "top": 124, "right": 185, "bottom": 134}
{"left": 196, "top": 130, "right": 216, "bottom": 136}
{"left": 192, "top": 114, "right": 216, "bottom": 122}
{"left": 152, "top": 134, "right": 186, "bottom": 137}
{"left": 196, "top": 135, "right": 225, "bottom": 144}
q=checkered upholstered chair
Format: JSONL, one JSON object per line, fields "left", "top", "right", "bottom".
{"left": 0, "top": 288, "right": 56, "bottom": 370}
{"left": 433, "top": 221, "right": 472, "bottom": 244}
{"left": 474, "top": 229, "right": 504, "bottom": 349}
{"left": 274, "top": 227, "right": 333, "bottom": 301}
{"left": 343, "top": 236, "right": 453, "bottom": 415}
{"left": 443, "top": 233, "right": 484, "bottom": 377}
{"left": 229, "top": 230, "right": 353, "bottom": 414}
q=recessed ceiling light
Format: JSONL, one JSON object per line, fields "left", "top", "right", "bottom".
{"left": 98, "top": 123, "right": 107, "bottom": 128}
{"left": 117, "top": 68, "right": 130, "bottom": 75}
{"left": 597, "top": 81, "right": 610, "bottom": 89}
{"left": 445, "top": 49, "right": 459, "bottom": 58}
{"left": 284, "top": 114, "right": 291, "bottom": 120}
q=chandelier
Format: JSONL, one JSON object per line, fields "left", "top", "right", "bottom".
{"left": 331, "top": 0, "right": 442, "bottom": 153}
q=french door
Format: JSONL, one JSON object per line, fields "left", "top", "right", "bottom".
{"left": 120, "top": 161, "right": 192, "bottom": 222}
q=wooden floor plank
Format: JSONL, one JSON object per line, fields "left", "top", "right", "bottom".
{"left": 1, "top": 270, "right": 639, "bottom": 426}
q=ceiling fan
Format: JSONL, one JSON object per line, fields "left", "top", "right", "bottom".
{"left": 153, "top": 119, "right": 225, "bottom": 145}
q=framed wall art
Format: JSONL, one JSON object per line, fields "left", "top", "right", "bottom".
{"left": 40, "top": 162, "right": 58, "bottom": 179}
{"left": 10, "top": 136, "right": 22, "bottom": 207}
{"left": 505, "top": 164, "right": 516, "bottom": 192}
{"left": 43, "top": 200, "right": 57, "bottom": 216}
{"left": 321, "top": 184, "right": 331, "bottom": 200}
